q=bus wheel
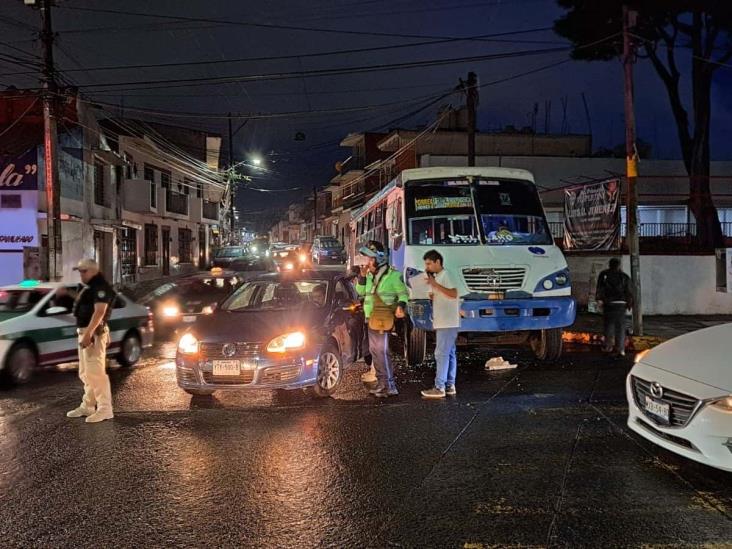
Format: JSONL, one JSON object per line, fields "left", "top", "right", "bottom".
{"left": 532, "top": 328, "right": 563, "bottom": 361}
{"left": 404, "top": 321, "right": 426, "bottom": 366}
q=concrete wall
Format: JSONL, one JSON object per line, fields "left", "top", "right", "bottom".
{"left": 567, "top": 254, "right": 732, "bottom": 315}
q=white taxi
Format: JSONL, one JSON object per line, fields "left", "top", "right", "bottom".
{"left": 0, "top": 280, "right": 154, "bottom": 385}
{"left": 627, "top": 323, "right": 732, "bottom": 472}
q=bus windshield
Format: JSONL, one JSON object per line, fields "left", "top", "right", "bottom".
{"left": 405, "top": 179, "right": 552, "bottom": 246}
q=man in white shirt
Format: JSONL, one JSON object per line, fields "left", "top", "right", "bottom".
{"left": 421, "top": 250, "right": 461, "bottom": 399}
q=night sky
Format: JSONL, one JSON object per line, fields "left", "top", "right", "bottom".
{"left": 2, "top": 0, "right": 731, "bottom": 216}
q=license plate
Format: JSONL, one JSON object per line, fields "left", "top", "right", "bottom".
{"left": 183, "top": 315, "right": 197, "bottom": 323}
{"left": 644, "top": 396, "right": 670, "bottom": 422}
{"left": 212, "top": 360, "right": 240, "bottom": 376}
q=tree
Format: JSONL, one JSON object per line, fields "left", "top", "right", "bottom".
{"left": 555, "top": 1, "right": 732, "bottom": 249}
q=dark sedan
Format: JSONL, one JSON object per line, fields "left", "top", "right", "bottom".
{"left": 175, "top": 271, "right": 365, "bottom": 397}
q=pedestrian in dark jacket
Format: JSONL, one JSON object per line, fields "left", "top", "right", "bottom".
{"left": 596, "top": 258, "right": 633, "bottom": 357}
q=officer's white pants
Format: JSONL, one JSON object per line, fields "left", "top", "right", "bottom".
{"left": 77, "top": 327, "right": 113, "bottom": 413}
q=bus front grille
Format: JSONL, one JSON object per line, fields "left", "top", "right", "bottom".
{"left": 462, "top": 267, "right": 526, "bottom": 292}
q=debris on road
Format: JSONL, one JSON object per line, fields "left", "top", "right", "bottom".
{"left": 484, "top": 357, "right": 518, "bottom": 371}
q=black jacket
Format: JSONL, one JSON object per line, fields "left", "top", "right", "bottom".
{"left": 596, "top": 269, "right": 633, "bottom": 304}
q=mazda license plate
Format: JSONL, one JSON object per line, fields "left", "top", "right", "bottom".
{"left": 644, "top": 396, "right": 670, "bottom": 422}
{"left": 212, "top": 360, "right": 240, "bottom": 376}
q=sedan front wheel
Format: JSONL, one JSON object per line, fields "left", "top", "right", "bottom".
{"left": 313, "top": 344, "right": 343, "bottom": 398}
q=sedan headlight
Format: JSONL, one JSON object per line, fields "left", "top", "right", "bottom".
{"left": 298, "top": 253, "right": 307, "bottom": 263}
{"left": 201, "top": 304, "right": 215, "bottom": 315}
{"left": 178, "top": 333, "right": 199, "bottom": 355}
{"left": 712, "top": 397, "right": 732, "bottom": 412}
{"left": 162, "top": 304, "right": 180, "bottom": 317}
{"left": 284, "top": 261, "right": 294, "bottom": 270}
{"left": 266, "top": 331, "right": 306, "bottom": 353}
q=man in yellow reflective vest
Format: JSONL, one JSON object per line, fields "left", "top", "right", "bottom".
{"left": 355, "top": 241, "right": 409, "bottom": 398}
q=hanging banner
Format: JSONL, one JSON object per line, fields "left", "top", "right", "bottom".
{"left": 0, "top": 149, "right": 39, "bottom": 251}
{"left": 563, "top": 179, "right": 621, "bottom": 251}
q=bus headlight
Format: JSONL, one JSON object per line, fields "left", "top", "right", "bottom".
{"left": 542, "top": 279, "right": 554, "bottom": 290}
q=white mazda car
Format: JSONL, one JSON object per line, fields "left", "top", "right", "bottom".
{"left": 627, "top": 323, "right": 732, "bottom": 472}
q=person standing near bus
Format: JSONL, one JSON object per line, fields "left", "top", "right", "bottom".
{"left": 355, "top": 241, "right": 409, "bottom": 398}
{"left": 421, "top": 250, "right": 461, "bottom": 399}
{"left": 66, "top": 259, "right": 116, "bottom": 423}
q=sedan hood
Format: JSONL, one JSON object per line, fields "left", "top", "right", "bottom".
{"left": 641, "top": 323, "right": 732, "bottom": 393}
{"left": 189, "top": 307, "right": 329, "bottom": 343}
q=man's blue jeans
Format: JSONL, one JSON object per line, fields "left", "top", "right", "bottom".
{"left": 434, "top": 328, "right": 458, "bottom": 390}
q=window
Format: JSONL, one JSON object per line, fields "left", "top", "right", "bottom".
{"left": 150, "top": 182, "right": 157, "bottom": 209}
{"left": 119, "top": 227, "right": 137, "bottom": 284}
{"left": 195, "top": 180, "right": 202, "bottom": 198}
{"left": 126, "top": 153, "right": 135, "bottom": 178}
{"left": 178, "top": 228, "right": 192, "bottom": 263}
{"left": 143, "top": 164, "right": 155, "bottom": 182}
{"left": 334, "top": 280, "right": 351, "bottom": 304}
{"left": 144, "top": 224, "right": 158, "bottom": 266}
{"left": 0, "top": 194, "right": 22, "bottom": 208}
{"left": 93, "top": 162, "right": 107, "bottom": 206}
{"left": 160, "top": 170, "right": 171, "bottom": 189}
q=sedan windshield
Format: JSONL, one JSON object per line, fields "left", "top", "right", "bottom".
{"left": 222, "top": 280, "right": 329, "bottom": 311}
{"left": 319, "top": 239, "right": 342, "bottom": 249}
{"left": 0, "top": 289, "right": 50, "bottom": 312}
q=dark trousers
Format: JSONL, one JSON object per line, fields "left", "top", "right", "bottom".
{"left": 368, "top": 328, "right": 395, "bottom": 390}
{"left": 603, "top": 303, "right": 627, "bottom": 352}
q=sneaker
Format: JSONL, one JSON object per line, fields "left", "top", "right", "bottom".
{"left": 369, "top": 384, "right": 386, "bottom": 395}
{"left": 66, "top": 406, "right": 94, "bottom": 418}
{"left": 361, "top": 366, "right": 377, "bottom": 383}
{"left": 421, "top": 387, "right": 446, "bottom": 399}
{"left": 373, "top": 387, "right": 399, "bottom": 398}
{"left": 445, "top": 385, "right": 457, "bottom": 396}
{"left": 85, "top": 410, "right": 114, "bottom": 423}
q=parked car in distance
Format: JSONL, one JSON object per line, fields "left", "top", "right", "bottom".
{"left": 627, "top": 323, "right": 732, "bottom": 472}
{"left": 269, "top": 243, "right": 302, "bottom": 272}
{"left": 311, "top": 236, "right": 347, "bottom": 264}
{"left": 175, "top": 270, "right": 365, "bottom": 398}
{"left": 0, "top": 280, "right": 153, "bottom": 385}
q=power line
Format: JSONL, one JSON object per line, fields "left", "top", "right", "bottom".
{"left": 67, "top": 46, "right": 571, "bottom": 92}
{"left": 57, "top": 4, "right": 554, "bottom": 43}
{"left": 0, "top": 29, "right": 566, "bottom": 77}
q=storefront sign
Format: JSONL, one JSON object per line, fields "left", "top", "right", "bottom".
{"left": 564, "top": 179, "right": 620, "bottom": 251}
{"left": 0, "top": 149, "right": 38, "bottom": 190}
{"left": 0, "top": 150, "right": 39, "bottom": 251}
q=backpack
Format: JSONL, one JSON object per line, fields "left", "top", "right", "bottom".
{"left": 598, "top": 270, "right": 631, "bottom": 303}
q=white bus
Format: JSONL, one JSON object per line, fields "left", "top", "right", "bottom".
{"left": 349, "top": 167, "right": 576, "bottom": 363}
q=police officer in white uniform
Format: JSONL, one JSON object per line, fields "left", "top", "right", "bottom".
{"left": 66, "top": 259, "right": 115, "bottom": 423}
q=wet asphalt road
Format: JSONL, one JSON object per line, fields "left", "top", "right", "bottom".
{"left": 2, "top": 342, "right": 732, "bottom": 547}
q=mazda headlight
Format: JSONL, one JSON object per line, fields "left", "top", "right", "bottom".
{"left": 266, "top": 331, "right": 306, "bottom": 353}
{"left": 178, "top": 333, "right": 199, "bottom": 355}
{"left": 712, "top": 397, "right": 732, "bottom": 412}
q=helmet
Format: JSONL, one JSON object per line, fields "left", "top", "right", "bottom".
{"left": 358, "top": 240, "right": 387, "bottom": 267}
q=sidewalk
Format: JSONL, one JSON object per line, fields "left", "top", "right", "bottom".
{"left": 564, "top": 313, "right": 732, "bottom": 351}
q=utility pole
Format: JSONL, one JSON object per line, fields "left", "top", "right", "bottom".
{"left": 466, "top": 71, "right": 478, "bottom": 167}
{"left": 312, "top": 185, "right": 317, "bottom": 240}
{"left": 39, "top": 0, "right": 61, "bottom": 281}
{"left": 623, "top": 5, "right": 643, "bottom": 336}
{"left": 228, "top": 113, "right": 234, "bottom": 243}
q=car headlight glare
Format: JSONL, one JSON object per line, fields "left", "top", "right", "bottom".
{"left": 299, "top": 253, "right": 307, "bottom": 263}
{"left": 284, "top": 262, "right": 294, "bottom": 270}
{"left": 266, "top": 331, "right": 306, "bottom": 353}
{"left": 712, "top": 397, "right": 732, "bottom": 412}
{"left": 555, "top": 273, "right": 568, "bottom": 285}
{"left": 634, "top": 349, "right": 650, "bottom": 364}
{"left": 162, "top": 304, "right": 180, "bottom": 317}
{"left": 202, "top": 304, "right": 215, "bottom": 315}
{"left": 542, "top": 279, "right": 554, "bottom": 290}
{"left": 178, "top": 333, "right": 199, "bottom": 355}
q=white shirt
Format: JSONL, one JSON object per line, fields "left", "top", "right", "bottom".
{"left": 431, "top": 268, "right": 461, "bottom": 329}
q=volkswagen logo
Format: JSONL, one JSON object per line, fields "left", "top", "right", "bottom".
{"left": 650, "top": 382, "right": 664, "bottom": 399}
{"left": 485, "top": 269, "right": 501, "bottom": 288}
{"left": 221, "top": 343, "right": 237, "bottom": 358}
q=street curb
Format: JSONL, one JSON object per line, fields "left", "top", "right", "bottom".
{"left": 563, "top": 330, "right": 666, "bottom": 351}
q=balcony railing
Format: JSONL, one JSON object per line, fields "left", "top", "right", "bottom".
{"left": 166, "top": 190, "right": 188, "bottom": 215}
{"left": 549, "top": 221, "right": 732, "bottom": 239}
{"left": 202, "top": 200, "right": 218, "bottom": 220}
